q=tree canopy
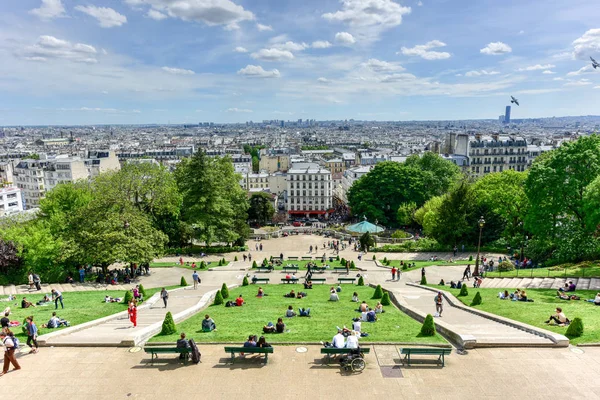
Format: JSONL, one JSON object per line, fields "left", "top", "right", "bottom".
{"left": 248, "top": 192, "right": 275, "bottom": 225}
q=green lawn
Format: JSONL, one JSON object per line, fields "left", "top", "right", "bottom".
{"left": 382, "top": 260, "right": 463, "bottom": 272}
{"left": 486, "top": 262, "right": 600, "bottom": 279}
{"left": 150, "top": 285, "right": 446, "bottom": 344}
{"left": 150, "top": 261, "right": 230, "bottom": 270}
{"left": 8, "top": 287, "right": 172, "bottom": 340}
{"left": 434, "top": 286, "right": 600, "bottom": 345}
{"left": 252, "top": 259, "right": 359, "bottom": 271}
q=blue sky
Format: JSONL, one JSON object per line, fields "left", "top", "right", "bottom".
{"left": 1, "top": 0, "right": 599, "bottom": 125}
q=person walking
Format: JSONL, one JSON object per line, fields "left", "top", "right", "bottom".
{"left": 462, "top": 265, "right": 471, "bottom": 281}
{"left": 309, "top": 245, "right": 313, "bottom": 254}
{"left": 192, "top": 271, "right": 199, "bottom": 290}
{"left": 391, "top": 267, "right": 397, "bottom": 281}
{"left": 435, "top": 292, "right": 443, "bottom": 317}
{"left": 25, "top": 317, "right": 39, "bottom": 354}
{"left": 305, "top": 263, "right": 312, "bottom": 278}
{"left": 33, "top": 273, "right": 41, "bottom": 291}
{"left": 128, "top": 301, "right": 137, "bottom": 328}
{"left": 160, "top": 288, "right": 169, "bottom": 308}
{"left": 51, "top": 289, "right": 64, "bottom": 309}
{"left": 259, "top": 243, "right": 263, "bottom": 251}
{"left": 79, "top": 267, "right": 85, "bottom": 283}
{"left": 453, "top": 246, "right": 458, "bottom": 257}
{"left": 0, "top": 330, "right": 20, "bottom": 375}
{"left": 421, "top": 267, "right": 426, "bottom": 280}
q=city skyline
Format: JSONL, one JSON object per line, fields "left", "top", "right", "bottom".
{"left": 1, "top": 0, "right": 599, "bottom": 125}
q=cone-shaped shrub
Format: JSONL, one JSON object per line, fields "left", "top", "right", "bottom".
{"left": 336, "top": 255, "right": 340, "bottom": 261}
{"left": 350, "top": 261, "right": 356, "bottom": 269}
{"left": 161, "top": 311, "right": 177, "bottom": 335}
{"left": 372, "top": 255, "right": 376, "bottom": 260}
{"left": 234, "top": 256, "right": 238, "bottom": 261}
{"left": 469, "top": 255, "right": 473, "bottom": 261}
{"left": 420, "top": 314, "right": 436, "bottom": 336}
{"left": 222, "top": 258, "right": 226, "bottom": 265}
{"left": 213, "top": 290, "right": 224, "bottom": 305}
{"left": 459, "top": 285, "right": 469, "bottom": 297}
{"left": 471, "top": 292, "right": 482, "bottom": 306}
{"left": 357, "top": 276, "right": 365, "bottom": 286}
{"left": 180, "top": 276, "right": 188, "bottom": 286}
{"left": 138, "top": 284, "right": 147, "bottom": 298}
{"left": 383, "top": 257, "right": 388, "bottom": 264}
{"left": 420, "top": 275, "right": 428, "bottom": 285}
{"left": 220, "top": 283, "right": 230, "bottom": 299}
{"left": 252, "top": 260, "right": 258, "bottom": 268}
{"left": 381, "top": 292, "right": 391, "bottom": 306}
{"left": 123, "top": 290, "right": 133, "bottom": 304}
{"left": 242, "top": 276, "right": 249, "bottom": 286}
{"left": 566, "top": 317, "right": 584, "bottom": 338}
{"left": 262, "top": 258, "right": 268, "bottom": 266}
{"left": 200, "top": 261, "right": 206, "bottom": 269}
{"left": 340, "top": 258, "right": 346, "bottom": 265}
{"left": 402, "top": 264, "right": 408, "bottom": 270}
{"left": 372, "top": 284, "right": 383, "bottom": 299}
{"left": 218, "top": 259, "right": 222, "bottom": 266}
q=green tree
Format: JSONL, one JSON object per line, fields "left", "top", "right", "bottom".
{"left": 161, "top": 312, "right": 177, "bottom": 335}
{"left": 372, "top": 284, "right": 383, "bottom": 299}
{"left": 220, "top": 283, "right": 230, "bottom": 299}
{"left": 248, "top": 192, "right": 275, "bottom": 224}
{"left": 414, "top": 195, "right": 445, "bottom": 236}
{"left": 359, "top": 231, "right": 376, "bottom": 252}
{"left": 419, "top": 314, "right": 436, "bottom": 336}
{"left": 381, "top": 292, "right": 391, "bottom": 306}
{"left": 429, "top": 182, "right": 476, "bottom": 246}
{"left": 180, "top": 276, "right": 188, "bottom": 286}
{"left": 404, "top": 152, "right": 462, "bottom": 198}
{"left": 213, "top": 290, "right": 224, "bottom": 305}
{"left": 397, "top": 202, "right": 417, "bottom": 226}
{"left": 471, "top": 292, "right": 482, "bottom": 306}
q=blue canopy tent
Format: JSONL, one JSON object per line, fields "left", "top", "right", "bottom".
{"left": 346, "top": 220, "right": 384, "bottom": 234}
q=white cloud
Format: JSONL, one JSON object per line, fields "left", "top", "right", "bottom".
{"left": 30, "top": 0, "right": 66, "bottom": 20}
{"left": 400, "top": 40, "right": 450, "bottom": 60}
{"left": 380, "top": 73, "right": 417, "bottom": 83}
{"left": 464, "top": 69, "right": 500, "bottom": 77}
{"left": 269, "top": 34, "right": 289, "bottom": 44}
{"left": 312, "top": 40, "right": 332, "bottom": 49}
{"left": 256, "top": 23, "right": 273, "bottom": 32}
{"left": 564, "top": 79, "right": 592, "bottom": 87}
{"left": 572, "top": 29, "right": 600, "bottom": 60}
{"left": 234, "top": 46, "right": 248, "bottom": 53}
{"left": 518, "top": 64, "right": 556, "bottom": 71}
{"left": 19, "top": 35, "right": 99, "bottom": 64}
{"left": 417, "top": 1, "right": 423, "bottom": 6}
{"left": 518, "top": 30, "right": 525, "bottom": 35}
{"left": 125, "top": 0, "right": 255, "bottom": 28}
{"left": 251, "top": 48, "right": 294, "bottom": 61}
{"left": 146, "top": 9, "right": 167, "bottom": 20}
{"left": 75, "top": 6, "right": 127, "bottom": 28}
{"left": 161, "top": 66, "right": 195, "bottom": 75}
{"left": 237, "top": 65, "right": 281, "bottom": 78}
{"left": 595, "top": 86, "right": 600, "bottom": 89}
{"left": 552, "top": 51, "right": 571, "bottom": 59}
{"left": 567, "top": 65, "right": 594, "bottom": 76}
{"left": 542, "top": 70, "right": 555, "bottom": 74}
{"left": 553, "top": 77, "right": 564, "bottom": 81}
{"left": 274, "top": 41, "right": 309, "bottom": 52}
{"left": 363, "top": 59, "right": 405, "bottom": 72}
{"left": 323, "top": 0, "right": 411, "bottom": 29}
{"left": 317, "top": 77, "right": 330, "bottom": 83}
{"left": 480, "top": 42, "right": 512, "bottom": 55}
{"left": 335, "top": 32, "right": 356, "bottom": 46}
{"left": 227, "top": 107, "right": 252, "bottom": 113}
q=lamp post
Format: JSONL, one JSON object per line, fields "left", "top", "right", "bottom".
{"left": 473, "top": 216, "right": 485, "bottom": 277}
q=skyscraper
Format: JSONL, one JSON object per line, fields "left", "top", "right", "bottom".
{"left": 504, "top": 106, "right": 511, "bottom": 124}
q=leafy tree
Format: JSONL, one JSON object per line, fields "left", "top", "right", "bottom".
{"left": 419, "top": 314, "right": 436, "bottom": 336}
{"left": 404, "top": 152, "right": 462, "bottom": 198}
{"left": 429, "top": 182, "right": 476, "bottom": 246}
{"left": 359, "top": 231, "right": 376, "bottom": 252}
{"left": 248, "top": 192, "right": 275, "bottom": 224}
{"left": 584, "top": 175, "right": 600, "bottom": 232}
{"left": 397, "top": 202, "right": 417, "bottom": 226}
{"left": 414, "top": 195, "right": 445, "bottom": 236}
{"left": 160, "top": 312, "right": 177, "bottom": 335}
{"left": 0, "top": 238, "right": 21, "bottom": 275}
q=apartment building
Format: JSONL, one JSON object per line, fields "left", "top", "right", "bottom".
{"left": 0, "top": 162, "right": 14, "bottom": 184}
{"left": 44, "top": 157, "right": 88, "bottom": 192}
{"left": 466, "top": 134, "right": 528, "bottom": 177}
{"left": 0, "top": 186, "right": 23, "bottom": 216}
{"left": 286, "top": 162, "right": 332, "bottom": 218}
{"left": 85, "top": 150, "right": 121, "bottom": 178}
{"left": 13, "top": 159, "right": 46, "bottom": 209}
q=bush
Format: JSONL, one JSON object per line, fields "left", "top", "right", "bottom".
{"left": 252, "top": 260, "right": 258, "bottom": 268}
{"left": 459, "top": 285, "right": 469, "bottom": 297}
{"left": 220, "top": 283, "right": 229, "bottom": 299}
{"left": 372, "top": 255, "right": 376, "bottom": 260}
{"left": 340, "top": 258, "right": 346, "bottom": 266}
{"left": 160, "top": 312, "right": 177, "bottom": 335}
{"left": 402, "top": 264, "right": 408, "bottom": 270}
{"left": 123, "top": 290, "right": 133, "bottom": 304}
{"left": 381, "top": 292, "right": 391, "bottom": 306}
{"left": 138, "top": 284, "right": 147, "bottom": 298}
{"left": 262, "top": 258, "right": 268, "bottom": 266}
{"left": 566, "top": 317, "right": 584, "bottom": 338}
{"left": 469, "top": 255, "right": 473, "bottom": 261}
{"left": 498, "top": 260, "right": 515, "bottom": 272}
{"left": 471, "top": 292, "right": 482, "bottom": 306}
{"left": 350, "top": 261, "right": 356, "bottom": 269}
{"left": 200, "top": 261, "right": 206, "bottom": 269}
{"left": 234, "top": 256, "right": 238, "bottom": 261}
{"left": 420, "top": 314, "right": 436, "bottom": 336}
{"left": 217, "top": 259, "right": 222, "bottom": 266}
{"left": 420, "top": 275, "right": 427, "bottom": 285}
{"left": 242, "top": 276, "right": 249, "bottom": 286}
{"left": 357, "top": 276, "right": 365, "bottom": 286}
{"left": 383, "top": 257, "right": 388, "bottom": 264}
{"left": 222, "top": 258, "right": 226, "bottom": 265}
{"left": 391, "top": 230, "right": 411, "bottom": 239}
{"left": 180, "top": 276, "right": 188, "bottom": 286}
{"left": 336, "top": 255, "right": 340, "bottom": 261}
{"left": 372, "top": 284, "right": 383, "bottom": 299}
{"left": 166, "top": 245, "right": 247, "bottom": 255}
{"left": 213, "top": 290, "right": 224, "bottom": 305}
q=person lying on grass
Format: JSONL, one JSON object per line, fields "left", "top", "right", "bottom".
{"left": 284, "top": 290, "right": 296, "bottom": 298}
{"left": 556, "top": 291, "right": 580, "bottom": 301}
{"left": 586, "top": 293, "right": 600, "bottom": 305}
{"left": 498, "top": 290, "right": 510, "bottom": 300}
{"left": 298, "top": 308, "right": 310, "bottom": 317}
{"left": 104, "top": 296, "right": 122, "bottom": 303}
{"left": 545, "top": 307, "right": 570, "bottom": 326}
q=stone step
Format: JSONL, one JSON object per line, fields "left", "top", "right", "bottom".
{"left": 590, "top": 278, "right": 600, "bottom": 291}
{"left": 551, "top": 279, "right": 566, "bottom": 289}
{"left": 519, "top": 278, "right": 534, "bottom": 288}
{"left": 6, "top": 285, "right": 16, "bottom": 295}
{"left": 479, "top": 278, "right": 497, "bottom": 288}
{"left": 578, "top": 278, "right": 591, "bottom": 290}
{"left": 0, "top": 286, "right": 4, "bottom": 296}
{"left": 506, "top": 278, "right": 524, "bottom": 288}
{"left": 528, "top": 278, "right": 544, "bottom": 289}
{"left": 540, "top": 278, "right": 555, "bottom": 289}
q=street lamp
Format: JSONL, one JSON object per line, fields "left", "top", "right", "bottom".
{"left": 473, "top": 216, "right": 485, "bottom": 277}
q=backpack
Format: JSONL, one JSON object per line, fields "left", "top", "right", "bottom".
{"left": 4, "top": 336, "right": 19, "bottom": 350}
{"left": 189, "top": 339, "right": 201, "bottom": 364}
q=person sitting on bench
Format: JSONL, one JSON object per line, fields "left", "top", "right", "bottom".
{"left": 545, "top": 307, "right": 570, "bottom": 326}
{"left": 323, "top": 329, "right": 346, "bottom": 348}
{"left": 176, "top": 332, "right": 190, "bottom": 359}
{"left": 202, "top": 314, "right": 216, "bottom": 331}
{"left": 252, "top": 275, "right": 258, "bottom": 284}
{"left": 243, "top": 335, "right": 257, "bottom": 348}
{"left": 345, "top": 330, "right": 359, "bottom": 349}
{"left": 276, "top": 318, "right": 285, "bottom": 333}
{"left": 257, "top": 336, "right": 271, "bottom": 348}
{"left": 285, "top": 305, "right": 296, "bottom": 318}
{"left": 298, "top": 307, "right": 310, "bottom": 317}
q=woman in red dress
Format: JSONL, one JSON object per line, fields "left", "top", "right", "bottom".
{"left": 128, "top": 301, "right": 137, "bottom": 328}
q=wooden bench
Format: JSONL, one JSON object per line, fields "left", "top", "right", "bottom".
{"left": 307, "top": 278, "right": 326, "bottom": 284}
{"left": 281, "top": 278, "right": 299, "bottom": 284}
{"left": 251, "top": 278, "right": 270, "bottom": 284}
{"left": 287, "top": 256, "right": 299, "bottom": 261}
{"left": 144, "top": 347, "right": 191, "bottom": 365}
{"left": 320, "top": 347, "right": 371, "bottom": 364}
{"left": 333, "top": 267, "right": 349, "bottom": 273}
{"left": 301, "top": 256, "right": 313, "bottom": 260}
{"left": 283, "top": 266, "right": 299, "bottom": 272}
{"left": 400, "top": 347, "right": 452, "bottom": 367}
{"left": 255, "top": 267, "right": 273, "bottom": 273}
{"left": 224, "top": 346, "right": 273, "bottom": 364}
{"left": 338, "top": 277, "right": 356, "bottom": 284}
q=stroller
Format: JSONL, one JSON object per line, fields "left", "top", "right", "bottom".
{"left": 339, "top": 347, "right": 366, "bottom": 372}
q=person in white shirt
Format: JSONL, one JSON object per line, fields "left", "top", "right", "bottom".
{"left": 352, "top": 319, "right": 362, "bottom": 333}
{"left": 331, "top": 330, "right": 346, "bottom": 348}
{"left": 361, "top": 311, "right": 369, "bottom": 322}
{"left": 329, "top": 291, "right": 339, "bottom": 301}
{"left": 346, "top": 331, "right": 359, "bottom": 349}
{"left": 545, "top": 307, "right": 569, "bottom": 325}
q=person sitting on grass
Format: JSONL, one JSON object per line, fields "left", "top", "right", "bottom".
{"left": 257, "top": 336, "right": 271, "bottom": 348}
{"left": 299, "top": 307, "right": 310, "bottom": 317}
{"left": 545, "top": 307, "right": 570, "bottom": 326}
{"left": 285, "top": 305, "right": 296, "bottom": 318}
{"left": 42, "top": 312, "right": 69, "bottom": 328}
{"left": 518, "top": 289, "right": 529, "bottom": 302}
{"left": 329, "top": 289, "right": 339, "bottom": 302}
{"left": 336, "top": 284, "right": 342, "bottom": 293}
{"left": 559, "top": 281, "right": 576, "bottom": 292}
{"left": 202, "top": 314, "right": 216, "bottom": 331}
{"left": 557, "top": 291, "right": 580, "bottom": 301}
{"left": 37, "top": 295, "right": 51, "bottom": 306}
{"left": 375, "top": 301, "right": 385, "bottom": 314}
{"left": 257, "top": 287, "right": 264, "bottom": 297}
{"left": 352, "top": 292, "right": 359, "bottom": 302}
{"left": 366, "top": 310, "right": 377, "bottom": 322}
{"left": 473, "top": 276, "right": 483, "bottom": 288}
{"left": 450, "top": 281, "right": 456, "bottom": 289}
{"left": 587, "top": 293, "right": 600, "bottom": 305}
{"left": 456, "top": 281, "right": 462, "bottom": 289}
{"left": 510, "top": 289, "right": 521, "bottom": 301}
{"left": 352, "top": 318, "right": 362, "bottom": 333}
{"left": 359, "top": 301, "right": 369, "bottom": 312}
{"left": 439, "top": 279, "right": 445, "bottom": 286}
{"left": 235, "top": 295, "right": 245, "bottom": 307}
{"left": 284, "top": 290, "right": 296, "bottom": 298}
{"left": 276, "top": 318, "right": 285, "bottom": 333}
{"left": 176, "top": 332, "right": 190, "bottom": 359}
{"left": 263, "top": 322, "right": 275, "bottom": 333}
{"left": 303, "top": 281, "right": 313, "bottom": 290}
{"left": 498, "top": 290, "right": 510, "bottom": 300}
{"left": 21, "top": 297, "right": 35, "bottom": 309}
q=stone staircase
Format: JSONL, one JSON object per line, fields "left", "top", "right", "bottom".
{"left": 480, "top": 277, "right": 600, "bottom": 291}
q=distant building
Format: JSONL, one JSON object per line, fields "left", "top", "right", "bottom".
{"left": 0, "top": 186, "right": 24, "bottom": 216}
{"left": 338, "top": 165, "right": 373, "bottom": 203}
{"left": 13, "top": 159, "right": 46, "bottom": 209}
{"left": 286, "top": 162, "right": 332, "bottom": 218}
{"left": 504, "top": 106, "right": 511, "bottom": 124}
{"left": 44, "top": 157, "right": 88, "bottom": 192}
{"left": 0, "top": 162, "right": 14, "bottom": 185}
{"left": 85, "top": 150, "right": 121, "bottom": 178}
{"left": 259, "top": 154, "right": 290, "bottom": 173}
{"left": 466, "top": 134, "right": 528, "bottom": 177}
{"left": 241, "top": 172, "right": 270, "bottom": 191}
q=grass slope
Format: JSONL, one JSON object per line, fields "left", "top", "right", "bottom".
{"left": 485, "top": 262, "right": 600, "bottom": 279}
{"left": 435, "top": 286, "right": 600, "bottom": 345}
{"left": 150, "top": 285, "right": 445, "bottom": 344}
